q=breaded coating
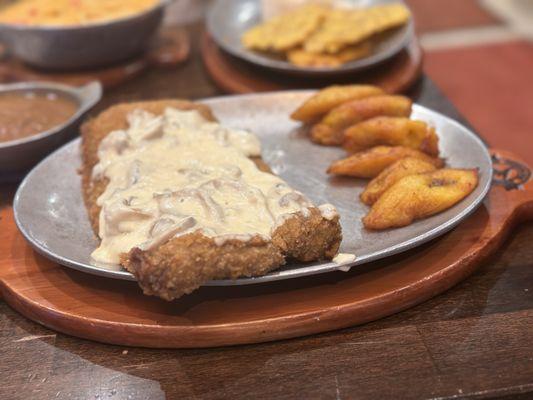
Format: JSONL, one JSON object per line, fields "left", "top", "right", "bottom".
{"left": 327, "top": 145, "right": 444, "bottom": 178}
{"left": 343, "top": 117, "right": 439, "bottom": 156}
{"left": 311, "top": 95, "right": 412, "bottom": 146}
{"left": 81, "top": 100, "right": 342, "bottom": 300}
{"left": 124, "top": 234, "right": 284, "bottom": 300}
{"left": 363, "top": 169, "right": 479, "bottom": 230}
{"left": 125, "top": 208, "right": 341, "bottom": 300}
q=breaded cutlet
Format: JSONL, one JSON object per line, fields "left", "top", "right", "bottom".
{"left": 81, "top": 100, "right": 342, "bottom": 300}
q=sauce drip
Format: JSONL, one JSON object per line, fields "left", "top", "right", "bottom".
{"left": 0, "top": 91, "right": 77, "bottom": 143}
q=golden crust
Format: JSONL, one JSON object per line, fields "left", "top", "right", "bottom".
{"left": 327, "top": 145, "right": 444, "bottom": 178}
{"left": 362, "top": 168, "right": 479, "bottom": 230}
{"left": 343, "top": 117, "right": 440, "bottom": 156}
{"left": 81, "top": 100, "right": 342, "bottom": 300}
{"left": 360, "top": 157, "right": 438, "bottom": 205}
{"left": 124, "top": 234, "right": 284, "bottom": 300}
{"left": 310, "top": 95, "right": 412, "bottom": 146}
{"left": 125, "top": 208, "right": 341, "bottom": 300}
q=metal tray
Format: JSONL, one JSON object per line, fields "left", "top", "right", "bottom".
{"left": 13, "top": 91, "right": 492, "bottom": 286}
{"left": 207, "top": 0, "right": 414, "bottom": 77}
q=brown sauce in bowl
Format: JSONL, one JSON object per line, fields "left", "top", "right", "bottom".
{"left": 0, "top": 91, "right": 78, "bottom": 143}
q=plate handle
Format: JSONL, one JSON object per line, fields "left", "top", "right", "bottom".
{"left": 490, "top": 148, "right": 533, "bottom": 222}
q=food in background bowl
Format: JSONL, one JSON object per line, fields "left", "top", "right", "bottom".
{"left": 242, "top": 2, "right": 410, "bottom": 68}
{"left": 0, "top": 0, "right": 159, "bottom": 26}
{"left": 0, "top": 0, "right": 166, "bottom": 69}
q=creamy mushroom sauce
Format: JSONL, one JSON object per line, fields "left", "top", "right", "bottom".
{"left": 332, "top": 253, "right": 356, "bottom": 264}
{"left": 91, "top": 107, "right": 338, "bottom": 265}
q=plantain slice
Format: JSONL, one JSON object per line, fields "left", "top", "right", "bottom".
{"left": 363, "top": 168, "right": 479, "bottom": 230}
{"left": 290, "top": 84, "right": 384, "bottom": 123}
{"left": 327, "top": 146, "right": 444, "bottom": 178}
{"left": 360, "top": 157, "right": 438, "bottom": 205}
{"left": 343, "top": 116, "right": 439, "bottom": 156}
{"left": 310, "top": 95, "right": 412, "bottom": 146}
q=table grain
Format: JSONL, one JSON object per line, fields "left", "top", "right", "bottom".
{"left": 0, "top": 23, "right": 532, "bottom": 400}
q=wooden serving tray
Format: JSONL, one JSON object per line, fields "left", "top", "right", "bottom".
{"left": 0, "top": 28, "right": 190, "bottom": 89}
{"left": 201, "top": 31, "right": 423, "bottom": 94}
{"left": 0, "top": 149, "right": 531, "bottom": 348}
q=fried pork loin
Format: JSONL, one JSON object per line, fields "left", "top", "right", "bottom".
{"left": 81, "top": 100, "right": 342, "bottom": 300}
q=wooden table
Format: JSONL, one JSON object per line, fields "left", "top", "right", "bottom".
{"left": 1, "top": 24, "right": 532, "bottom": 400}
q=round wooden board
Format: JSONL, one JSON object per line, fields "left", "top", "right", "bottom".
{"left": 0, "top": 28, "right": 190, "bottom": 89}
{"left": 0, "top": 149, "right": 531, "bottom": 348}
{"left": 201, "top": 31, "right": 424, "bottom": 94}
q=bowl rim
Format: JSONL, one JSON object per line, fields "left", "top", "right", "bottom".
{"left": 0, "top": 81, "right": 102, "bottom": 149}
{"left": 0, "top": 0, "right": 170, "bottom": 31}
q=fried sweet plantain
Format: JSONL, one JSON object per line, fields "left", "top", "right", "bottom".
{"left": 327, "top": 146, "right": 443, "bottom": 178}
{"left": 291, "top": 84, "right": 384, "bottom": 123}
{"left": 343, "top": 117, "right": 439, "bottom": 156}
{"left": 363, "top": 168, "right": 479, "bottom": 230}
{"left": 287, "top": 41, "right": 372, "bottom": 68}
{"left": 360, "top": 157, "right": 438, "bottom": 205}
{"left": 310, "top": 95, "right": 412, "bottom": 145}
{"left": 242, "top": 4, "right": 328, "bottom": 52}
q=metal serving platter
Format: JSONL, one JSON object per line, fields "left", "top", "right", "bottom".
{"left": 207, "top": 0, "right": 414, "bottom": 77}
{"left": 14, "top": 91, "right": 492, "bottom": 286}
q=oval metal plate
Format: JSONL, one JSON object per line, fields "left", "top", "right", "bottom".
{"left": 14, "top": 91, "right": 492, "bottom": 286}
{"left": 207, "top": 0, "right": 414, "bottom": 77}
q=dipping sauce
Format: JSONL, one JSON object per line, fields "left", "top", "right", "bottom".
{"left": 0, "top": 0, "right": 159, "bottom": 26}
{"left": 0, "top": 91, "right": 77, "bottom": 143}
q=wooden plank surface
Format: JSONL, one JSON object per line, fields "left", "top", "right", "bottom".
{"left": 1, "top": 164, "right": 530, "bottom": 348}
{"left": 0, "top": 23, "right": 532, "bottom": 400}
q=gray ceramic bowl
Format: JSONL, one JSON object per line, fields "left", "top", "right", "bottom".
{"left": 207, "top": 0, "right": 414, "bottom": 77}
{"left": 0, "top": 1, "right": 168, "bottom": 70}
{"left": 0, "top": 81, "right": 102, "bottom": 179}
